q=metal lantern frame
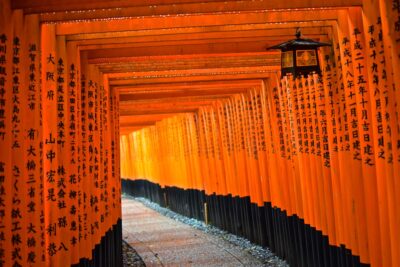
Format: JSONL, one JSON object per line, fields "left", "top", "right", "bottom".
{"left": 268, "top": 31, "right": 331, "bottom": 78}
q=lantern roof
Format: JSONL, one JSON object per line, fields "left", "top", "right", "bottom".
{"left": 268, "top": 29, "right": 331, "bottom": 51}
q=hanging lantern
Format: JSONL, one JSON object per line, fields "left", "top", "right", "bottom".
{"left": 268, "top": 29, "right": 331, "bottom": 78}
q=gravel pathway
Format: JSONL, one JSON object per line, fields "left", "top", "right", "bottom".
{"left": 123, "top": 240, "right": 146, "bottom": 267}
{"left": 122, "top": 194, "right": 288, "bottom": 266}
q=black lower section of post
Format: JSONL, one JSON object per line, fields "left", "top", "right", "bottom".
{"left": 122, "top": 179, "right": 370, "bottom": 267}
{"left": 71, "top": 218, "right": 123, "bottom": 267}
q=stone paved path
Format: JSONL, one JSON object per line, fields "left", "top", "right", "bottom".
{"left": 122, "top": 197, "right": 267, "bottom": 266}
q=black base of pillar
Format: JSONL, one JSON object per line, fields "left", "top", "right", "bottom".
{"left": 121, "top": 179, "right": 370, "bottom": 267}
{"left": 71, "top": 218, "right": 123, "bottom": 267}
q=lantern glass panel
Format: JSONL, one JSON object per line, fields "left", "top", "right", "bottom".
{"left": 296, "top": 50, "right": 317, "bottom": 66}
{"left": 282, "top": 51, "right": 293, "bottom": 68}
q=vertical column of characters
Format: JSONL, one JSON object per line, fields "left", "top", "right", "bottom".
{"left": 41, "top": 24, "right": 60, "bottom": 266}
{"left": 229, "top": 96, "right": 248, "bottom": 239}
{"left": 189, "top": 113, "right": 202, "bottom": 192}
{"left": 66, "top": 44, "right": 80, "bottom": 263}
{"left": 362, "top": 2, "right": 396, "bottom": 265}
{"left": 314, "top": 73, "right": 335, "bottom": 246}
{"left": 377, "top": 0, "right": 400, "bottom": 263}
{"left": 347, "top": 8, "right": 382, "bottom": 266}
{"left": 289, "top": 77, "right": 306, "bottom": 219}
{"left": 74, "top": 50, "right": 83, "bottom": 260}
{"left": 205, "top": 108, "right": 218, "bottom": 195}
{"left": 214, "top": 104, "right": 228, "bottom": 228}
{"left": 216, "top": 103, "right": 232, "bottom": 197}
{"left": 307, "top": 76, "right": 327, "bottom": 235}
{"left": 85, "top": 76, "right": 97, "bottom": 249}
{"left": 294, "top": 76, "right": 313, "bottom": 226}
{"left": 11, "top": 11, "right": 28, "bottom": 267}
{"left": 226, "top": 100, "right": 237, "bottom": 197}
{"left": 379, "top": 0, "right": 400, "bottom": 97}
{"left": 330, "top": 26, "right": 354, "bottom": 253}
{"left": 336, "top": 11, "right": 366, "bottom": 258}
{"left": 86, "top": 74, "right": 97, "bottom": 247}
{"left": 204, "top": 108, "right": 215, "bottom": 195}
{"left": 254, "top": 87, "right": 271, "bottom": 206}
{"left": 229, "top": 98, "right": 246, "bottom": 199}
{"left": 380, "top": 3, "right": 400, "bottom": 222}
{"left": 260, "top": 80, "right": 279, "bottom": 208}
{"left": 247, "top": 89, "right": 268, "bottom": 246}
{"left": 107, "top": 83, "right": 114, "bottom": 222}
{"left": 97, "top": 76, "right": 106, "bottom": 237}
{"left": 0, "top": 1, "right": 12, "bottom": 265}
{"left": 110, "top": 89, "right": 118, "bottom": 223}
{"left": 313, "top": 73, "right": 337, "bottom": 247}
{"left": 115, "top": 91, "right": 121, "bottom": 218}
{"left": 79, "top": 54, "right": 90, "bottom": 259}
{"left": 319, "top": 46, "right": 344, "bottom": 248}
{"left": 235, "top": 96, "right": 251, "bottom": 200}
{"left": 240, "top": 94, "right": 255, "bottom": 206}
{"left": 113, "top": 87, "right": 121, "bottom": 220}
{"left": 227, "top": 98, "right": 239, "bottom": 198}
{"left": 194, "top": 112, "right": 206, "bottom": 192}
{"left": 276, "top": 77, "right": 294, "bottom": 215}
{"left": 285, "top": 77, "right": 303, "bottom": 218}
{"left": 115, "top": 88, "right": 122, "bottom": 220}
{"left": 253, "top": 88, "right": 269, "bottom": 207}
{"left": 299, "top": 76, "right": 319, "bottom": 230}
{"left": 224, "top": 101, "right": 238, "bottom": 198}
{"left": 91, "top": 69, "right": 101, "bottom": 247}
{"left": 101, "top": 76, "right": 111, "bottom": 230}
{"left": 199, "top": 109, "right": 211, "bottom": 194}
{"left": 239, "top": 94, "right": 260, "bottom": 242}
{"left": 265, "top": 79, "right": 284, "bottom": 210}
{"left": 211, "top": 105, "right": 226, "bottom": 196}
{"left": 246, "top": 91, "right": 264, "bottom": 207}
{"left": 24, "top": 14, "right": 46, "bottom": 267}
{"left": 275, "top": 78, "right": 290, "bottom": 214}
{"left": 55, "top": 36, "right": 70, "bottom": 265}
{"left": 108, "top": 81, "right": 116, "bottom": 226}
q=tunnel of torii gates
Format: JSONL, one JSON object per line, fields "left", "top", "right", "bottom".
{"left": 0, "top": 0, "right": 399, "bottom": 266}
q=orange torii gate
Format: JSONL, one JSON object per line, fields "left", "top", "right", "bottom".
{"left": 1, "top": 0, "right": 400, "bottom": 267}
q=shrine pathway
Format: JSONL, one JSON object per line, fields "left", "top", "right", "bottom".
{"left": 122, "top": 197, "right": 271, "bottom": 267}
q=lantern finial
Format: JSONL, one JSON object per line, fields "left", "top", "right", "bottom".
{"left": 295, "top": 28, "right": 301, "bottom": 39}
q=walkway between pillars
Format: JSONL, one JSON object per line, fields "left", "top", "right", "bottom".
{"left": 122, "top": 197, "right": 267, "bottom": 266}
